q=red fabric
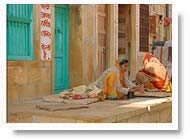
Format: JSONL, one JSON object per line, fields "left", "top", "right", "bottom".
{"left": 72, "top": 94, "right": 86, "bottom": 100}
{"left": 143, "top": 53, "right": 155, "bottom": 64}
{"left": 142, "top": 68, "right": 168, "bottom": 89}
{"left": 164, "top": 17, "right": 172, "bottom": 27}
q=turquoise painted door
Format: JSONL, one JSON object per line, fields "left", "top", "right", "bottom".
{"left": 54, "top": 5, "right": 69, "bottom": 94}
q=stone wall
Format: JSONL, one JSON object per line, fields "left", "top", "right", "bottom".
{"left": 69, "top": 5, "right": 97, "bottom": 87}
{"left": 136, "top": 4, "right": 172, "bottom": 77}
{"left": 116, "top": 103, "right": 172, "bottom": 123}
{"left": 7, "top": 61, "right": 53, "bottom": 102}
{"left": 7, "top": 5, "right": 54, "bottom": 103}
{"left": 69, "top": 4, "right": 119, "bottom": 87}
{"left": 69, "top": 5, "right": 84, "bottom": 87}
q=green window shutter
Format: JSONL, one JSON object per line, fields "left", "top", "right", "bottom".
{"left": 7, "top": 4, "right": 34, "bottom": 60}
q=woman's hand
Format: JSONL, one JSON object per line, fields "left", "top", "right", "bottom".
{"left": 129, "top": 85, "right": 144, "bottom": 93}
{"left": 138, "top": 84, "right": 144, "bottom": 94}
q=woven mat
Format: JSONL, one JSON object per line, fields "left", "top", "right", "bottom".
{"left": 36, "top": 103, "right": 89, "bottom": 111}
{"left": 43, "top": 95, "right": 99, "bottom": 104}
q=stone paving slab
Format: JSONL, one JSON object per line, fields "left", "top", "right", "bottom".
{"left": 7, "top": 97, "right": 172, "bottom": 123}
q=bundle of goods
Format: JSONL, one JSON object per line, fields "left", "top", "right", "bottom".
{"left": 58, "top": 85, "right": 106, "bottom": 101}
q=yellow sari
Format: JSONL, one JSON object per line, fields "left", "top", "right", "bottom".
{"left": 101, "top": 59, "right": 133, "bottom": 100}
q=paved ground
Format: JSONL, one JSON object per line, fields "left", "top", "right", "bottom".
{"left": 7, "top": 96, "right": 172, "bottom": 123}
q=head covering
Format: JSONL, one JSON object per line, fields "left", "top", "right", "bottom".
{"left": 118, "top": 57, "right": 128, "bottom": 64}
{"left": 115, "top": 57, "right": 128, "bottom": 72}
{"left": 143, "top": 53, "right": 155, "bottom": 64}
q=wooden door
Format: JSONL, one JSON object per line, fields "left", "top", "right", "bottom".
{"left": 54, "top": 5, "right": 69, "bottom": 94}
{"left": 118, "top": 5, "right": 131, "bottom": 77}
{"left": 97, "top": 4, "right": 108, "bottom": 76}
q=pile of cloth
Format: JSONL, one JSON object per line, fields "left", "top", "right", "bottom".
{"left": 37, "top": 85, "right": 105, "bottom": 111}
{"left": 58, "top": 85, "right": 106, "bottom": 101}
{"left": 41, "top": 85, "right": 106, "bottom": 104}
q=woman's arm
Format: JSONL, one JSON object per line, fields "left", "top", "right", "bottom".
{"left": 124, "top": 72, "right": 136, "bottom": 88}
{"left": 124, "top": 72, "right": 144, "bottom": 93}
{"left": 115, "top": 72, "right": 130, "bottom": 95}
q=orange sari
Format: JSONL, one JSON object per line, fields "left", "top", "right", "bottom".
{"left": 142, "top": 53, "right": 172, "bottom": 92}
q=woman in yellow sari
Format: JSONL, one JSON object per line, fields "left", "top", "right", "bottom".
{"left": 95, "top": 57, "right": 144, "bottom": 100}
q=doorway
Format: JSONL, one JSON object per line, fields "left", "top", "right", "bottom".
{"left": 54, "top": 5, "right": 70, "bottom": 94}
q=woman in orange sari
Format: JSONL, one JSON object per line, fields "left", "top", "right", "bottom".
{"left": 95, "top": 57, "right": 144, "bottom": 100}
{"left": 136, "top": 53, "right": 172, "bottom": 92}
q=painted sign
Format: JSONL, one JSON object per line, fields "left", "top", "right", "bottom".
{"left": 40, "top": 4, "right": 51, "bottom": 60}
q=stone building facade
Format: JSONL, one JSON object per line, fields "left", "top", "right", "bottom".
{"left": 7, "top": 4, "right": 172, "bottom": 103}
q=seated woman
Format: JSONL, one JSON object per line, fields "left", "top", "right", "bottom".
{"left": 94, "top": 57, "right": 144, "bottom": 100}
{"left": 136, "top": 53, "right": 172, "bottom": 93}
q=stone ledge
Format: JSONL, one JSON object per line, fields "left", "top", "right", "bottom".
{"left": 7, "top": 97, "right": 172, "bottom": 123}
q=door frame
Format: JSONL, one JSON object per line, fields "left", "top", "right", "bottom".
{"left": 53, "top": 4, "right": 70, "bottom": 94}
{"left": 96, "top": 4, "right": 109, "bottom": 78}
